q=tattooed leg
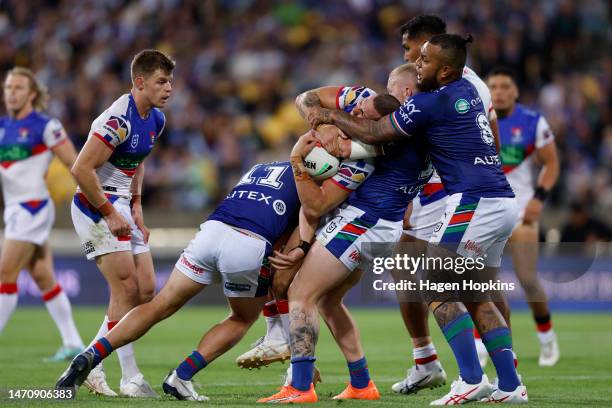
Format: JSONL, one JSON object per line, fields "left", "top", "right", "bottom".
{"left": 430, "top": 301, "right": 469, "bottom": 327}
{"left": 287, "top": 242, "right": 352, "bottom": 358}
{"left": 289, "top": 303, "right": 319, "bottom": 358}
{"left": 466, "top": 301, "right": 508, "bottom": 334}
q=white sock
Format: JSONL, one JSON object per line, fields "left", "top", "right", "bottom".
{"left": 276, "top": 300, "right": 291, "bottom": 344}
{"left": 87, "top": 316, "right": 110, "bottom": 348}
{"left": 43, "top": 285, "right": 84, "bottom": 348}
{"left": 537, "top": 328, "right": 556, "bottom": 344}
{"left": 117, "top": 343, "right": 141, "bottom": 384}
{"left": 0, "top": 285, "right": 19, "bottom": 332}
{"left": 265, "top": 315, "right": 285, "bottom": 342}
{"left": 413, "top": 343, "right": 438, "bottom": 368}
{"left": 279, "top": 312, "right": 290, "bottom": 344}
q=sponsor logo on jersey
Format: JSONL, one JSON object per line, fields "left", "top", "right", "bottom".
{"left": 336, "top": 166, "right": 368, "bottom": 183}
{"left": 149, "top": 131, "right": 156, "bottom": 143}
{"left": 474, "top": 155, "right": 501, "bottom": 165}
{"left": 341, "top": 87, "right": 371, "bottom": 111}
{"left": 477, "top": 113, "right": 494, "bottom": 145}
{"left": 18, "top": 128, "right": 29, "bottom": 141}
{"left": 102, "top": 116, "right": 128, "bottom": 143}
{"left": 464, "top": 240, "right": 485, "bottom": 257}
{"left": 399, "top": 99, "right": 421, "bottom": 124}
{"left": 130, "top": 133, "right": 139, "bottom": 149}
{"left": 455, "top": 99, "right": 470, "bottom": 114}
{"left": 273, "top": 199, "right": 286, "bottom": 215}
{"left": 511, "top": 127, "right": 523, "bottom": 143}
{"left": 226, "top": 190, "right": 274, "bottom": 205}
{"left": 348, "top": 250, "right": 361, "bottom": 263}
{"left": 325, "top": 215, "right": 343, "bottom": 234}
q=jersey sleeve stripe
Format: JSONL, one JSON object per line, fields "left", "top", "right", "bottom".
{"left": 329, "top": 177, "right": 354, "bottom": 192}
{"left": 335, "top": 87, "right": 344, "bottom": 110}
{"left": 93, "top": 132, "right": 115, "bottom": 150}
{"left": 50, "top": 138, "right": 68, "bottom": 149}
{"left": 390, "top": 113, "right": 410, "bottom": 136}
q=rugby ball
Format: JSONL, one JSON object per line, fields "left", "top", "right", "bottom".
{"left": 303, "top": 145, "right": 340, "bottom": 181}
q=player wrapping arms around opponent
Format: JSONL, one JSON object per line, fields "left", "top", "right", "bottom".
{"left": 66, "top": 50, "right": 174, "bottom": 397}
{"left": 308, "top": 34, "right": 527, "bottom": 404}
{"left": 0, "top": 67, "right": 85, "bottom": 361}
{"left": 259, "top": 67, "right": 433, "bottom": 403}
{"left": 236, "top": 65, "right": 417, "bottom": 374}
{"left": 487, "top": 67, "right": 560, "bottom": 366}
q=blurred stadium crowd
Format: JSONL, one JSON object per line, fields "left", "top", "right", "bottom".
{"left": 0, "top": 0, "right": 610, "bottom": 236}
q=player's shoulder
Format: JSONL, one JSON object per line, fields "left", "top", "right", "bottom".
{"left": 337, "top": 86, "right": 376, "bottom": 111}
{"left": 462, "top": 66, "right": 485, "bottom": 84}
{"left": 150, "top": 107, "right": 166, "bottom": 130}
{"left": 515, "top": 103, "right": 541, "bottom": 119}
{"left": 29, "top": 110, "right": 53, "bottom": 125}
{"left": 105, "top": 93, "right": 132, "bottom": 118}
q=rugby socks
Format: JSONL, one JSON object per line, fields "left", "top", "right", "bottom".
{"left": 176, "top": 350, "right": 208, "bottom": 381}
{"left": 347, "top": 356, "right": 370, "bottom": 389}
{"left": 482, "top": 327, "right": 521, "bottom": 392}
{"left": 263, "top": 300, "right": 284, "bottom": 342}
{"left": 276, "top": 299, "right": 290, "bottom": 343}
{"left": 106, "top": 320, "right": 142, "bottom": 384}
{"left": 43, "top": 284, "right": 84, "bottom": 348}
{"left": 535, "top": 313, "right": 555, "bottom": 343}
{"left": 413, "top": 343, "right": 439, "bottom": 367}
{"left": 441, "top": 313, "right": 483, "bottom": 384}
{"left": 0, "top": 283, "right": 18, "bottom": 333}
{"left": 89, "top": 337, "right": 114, "bottom": 367}
{"left": 291, "top": 356, "right": 316, "bottom": 391}
{"left": 87, "top": 315, "right": 110, "bottom": 348}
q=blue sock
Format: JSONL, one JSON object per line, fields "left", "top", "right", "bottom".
{"left": 441, "top": 313, "right": 483, "bottom": 384}
{"left": 482, "top": 327, "right": 520, "bottom": 392}
{"left": 176, "top": 350, "right": 208, "bottom": 381}
{"left": 291, "top": 357, "right": 316, "bottom": 391}
{"left": 347, "top": 356, "right": 370, "bottom": 389}
{"left": 89, "top": 337, "right": 113, "bottom": 367}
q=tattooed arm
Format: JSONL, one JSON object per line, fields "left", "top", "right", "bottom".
{"left": 310, "top": 108, "right": 403, "bottom": 145}
{"left": 295, "top": 87, "right": 341, "bottom": 121}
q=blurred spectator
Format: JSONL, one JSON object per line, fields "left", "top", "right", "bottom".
{"left": 561, "top": 202, "right": 612, "bottom": 242}
{"left": 0, "top": 0, "right": 609, "bottom": 225}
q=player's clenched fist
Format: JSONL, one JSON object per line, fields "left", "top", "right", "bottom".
{"left": 104, "top": 210, "right": 132, "bottom": 238}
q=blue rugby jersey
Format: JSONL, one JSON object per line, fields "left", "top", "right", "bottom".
{"left": 208, "top": 162, "right": 300, "bottom": 245}
{"left": 391, "top": 78, "right": 514, "bottom": 199}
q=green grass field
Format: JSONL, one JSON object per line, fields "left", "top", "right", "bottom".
{"left": 1, "top": 307, "right": 611, "bottom": 407}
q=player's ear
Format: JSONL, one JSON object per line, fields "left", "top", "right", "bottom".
{"left": 134, "top": 75, "right": 145, "bottom": 91}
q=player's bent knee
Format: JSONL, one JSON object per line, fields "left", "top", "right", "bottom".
{"left": 138, "top": 287, "right": 155, "bottom": 304}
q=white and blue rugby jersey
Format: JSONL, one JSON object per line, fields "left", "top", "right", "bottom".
{"left": 499, "top": 103, "right": 554, "bottom": 200}
{"left": 391, "top": 78, "right": 514, "bottom": 199}
{"left": 87, "top": 93, "right": 165, "bottom": 196}
{"left": 0, "top": 111, "right": 67, "bottom": 206}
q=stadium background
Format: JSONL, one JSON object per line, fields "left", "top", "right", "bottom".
{"left": 0, "top": 1, "right": 611, "bottom": 406}
{"left": 1, "top": 0, "right": 610, "bottom": 302}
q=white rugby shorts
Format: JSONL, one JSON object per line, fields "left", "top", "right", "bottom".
{"left": 175, "top": 220, "right": 271, "bottom": 298}
{"left": 71, "top": 193, "right": 149, "bottom": 260}
{"left": 3, "top": 199, "right": 54, "bottom": 246}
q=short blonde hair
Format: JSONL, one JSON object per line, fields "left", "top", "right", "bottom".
{"left": 390, "top": 63, "right": 417, "bottom": 78}
{"left": 5, "top": 67, "right": 49, "bottom": 111}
